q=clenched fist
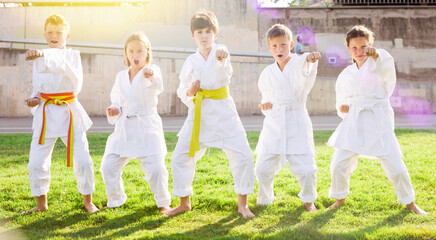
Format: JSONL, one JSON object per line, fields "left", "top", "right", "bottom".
{"left": 106, "top": 107, "right": 120, "bottom": 117}
{"left": 306, "top": 52, "right": 321, "bottom": 63}
{"left": 216, "top": 48, "right": 229, "bottom": 62}
{"left": 143, "top": 67, "right": 154, "bottom": 82}
{"left": 25, "top": 97, "right": 40, "bottom": 107}
{"left": 258, "top": 102, "right": 273, "bottom": 111}
{"left": 339, "top": 105, "right": 349, "bottom": 113}
{"left": 25, "top": 49, "right": 43, "bottom": 61}
{"left": 365, "top": 47, "right": 378, "bottom": 58}
{"left": 187, "top": 80, "right": 201, "bottom": 97}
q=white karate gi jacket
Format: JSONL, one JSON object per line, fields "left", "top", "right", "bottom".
{"left": 255, "top": 53, "right": 318, "bottom": 157}
{"left": 327, "top": 49, "right": 401, "bottom": 157}
{"left": 176, "top": 44, "right": 246, "bottom": 146}
{"left": 30, "top": 48, "right": 92, "bottom": 139}
{"left": 104, "top": 64, "right": 167, "bottom": 158}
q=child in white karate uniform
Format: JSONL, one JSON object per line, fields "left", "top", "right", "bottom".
{"left": 164, "top": 10, "right": 255, "bottom": 218}
{"left": 255, "top": 24, "right": 321, "bottom": 212}
{"left": 24, "top": 14, "right": 98, "bottom": 214}
{"left": 327, "top": 25, "right": 427, "bottom": 215}
{"left": 100, "top": 32, "right": 171, "bottom": 213}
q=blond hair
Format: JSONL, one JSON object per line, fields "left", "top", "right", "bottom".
{"left": 44, "top": 14, "right": 70, "bottom": 32}
{"left": 123, "top": 32, "right": 152, "bottom": 67}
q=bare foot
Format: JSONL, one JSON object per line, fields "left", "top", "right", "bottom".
{"left": 162, "top": 204, "right": 191, "bottom": 216}
{"left": 328, "top": 199, "right": 345, "bottom": 210}
{"left": 161, "top": 206, "right": 171, "bottom": 215}
{"left": 84, "top": 203, "right": 99, "bottom": 214}
{"left": 20, "top": 206, "right": 47, "bottom": 215}
{"left": 406, "top": 202, "right": 428, "bottom": 215}
{"left": 238, "top": 205, "right": 255, "bottom": 218}
{"left": 304, "top": 202, "right": 318, "bottom": 212}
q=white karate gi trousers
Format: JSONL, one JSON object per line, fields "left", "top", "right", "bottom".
{"left": 329, "top": 148, "right": 415, "bottom": 205}
{"left": 100, "top": 154, "right": 171, "bottom": 208}
{"left": 28, "top": 131, "right": 95, "bottom": 196}
{"left": 255, "top": 154, "right": 317, "bottom": 205}
{"left": 171, "top": 134, "right": 255, "bottom": 197}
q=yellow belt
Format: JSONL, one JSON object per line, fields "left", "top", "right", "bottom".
{"left": 39, "top": 92, "right": 76, "bottom": 167}
{"left": 189, "top": 86, "right": 229, "bottom": 157}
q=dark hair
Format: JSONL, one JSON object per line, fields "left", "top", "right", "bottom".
{"left": 44, "top": 14, "right": 70, "bottom": 32}
{"left": 267, "top": 24, "right": 292, "bottom": 42}
{"left": 190, "top": 10, "right": 219, "bottom": 34}
{"left": 346, "top": 25, "right": 374, "bottom": 47}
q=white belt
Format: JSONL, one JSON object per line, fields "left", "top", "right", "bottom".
{"left": 122, "top": 111, "right": 156, "bottom": 142}
{"left": 349, "top": 99, "right": 389, "bottom": 148}
{"left": 273, "top": 103, "right": 304, "bottom": 167}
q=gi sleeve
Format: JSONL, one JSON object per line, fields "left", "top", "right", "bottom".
{"left": 214, "top": 45, "right": 232, "bottom": 87}
{"left": 375, "top": 49, "right": 396, "bottom": 97}
{"left": 143, "top": 64, "right": 164, "bottom": 94}
{"left": 293, "top": 53, "right": 318, "bottom": 101}
{"left": 107, "top": 74, "right": 122, "bottom": 125}
{"left": 177, "top": 57, "right": 195, "bottom": 108}
{"left": 335, "top": 71, "right": 349, "bottom": 119}
{"left": 258, "top": 70, "right": 273, "bottom": 115}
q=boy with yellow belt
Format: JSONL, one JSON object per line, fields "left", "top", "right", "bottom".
{"left": 164, "top": 10, "right": 255, "bottom": 218}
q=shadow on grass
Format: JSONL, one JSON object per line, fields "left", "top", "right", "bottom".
{"left": 268, "top": 208, "right": 410, "bottom": 239}
{"left": 0, "top": 211, "right": 92, "bottom": 240}
{"left": 10, "top": 205, "right": 171, "bottom": 239}
{"left": 60, "top": 206, "right": 170, "bottom": 239}
{"left": 160, "top": 212, "right": 251, "bottom": 239}
{"left": 326, "top": 210, "right": 411, "bottom": 239}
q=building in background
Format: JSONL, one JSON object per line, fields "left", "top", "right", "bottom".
{"left": 1, "top": 0, "right": 435, "bottom": 117}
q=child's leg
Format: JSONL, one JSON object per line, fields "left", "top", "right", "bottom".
{"left": 100, "top": 154, "right": 130, "bottom": 208}
{"left": 328, "top": 148, "right": 359, "bottom": 208}
{"left": 170, "top": 137, "right": 206, "bottom": 198}
{"left": 164, "top": 137, "right": 206, "bottom": 216}
{"left": 26, "top": 137, "right": 57, "bottom": 212}
{"left": 255, "top": 153, "right": 281, "bottom": 205}
{"left": 377, "top": 145, "right": 427, "bottom": 214}
{"left": 223, "top": 134, "right": 255, "bottom": 218}
{"left": 61, "top": 132, "right": 95, "bottom": 195}
{"left": 238, "top": 194, "right": 255, "bottom": 218}
{"left": 138, "top": 154, "right": 171, "bottom": 210}
{"left": 287, "top": 154, "right": 318, "bottom": 211}
{"left": 61, "top": 132, "right": 97, "bottom": 212}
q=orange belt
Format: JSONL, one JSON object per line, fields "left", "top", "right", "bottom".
{"left": 39, "top": 92, "right": 76, "bottom": 167}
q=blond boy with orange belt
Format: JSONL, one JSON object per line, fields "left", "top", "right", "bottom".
{"left": 23, "top": 14, "right": 98, "bottom": 214}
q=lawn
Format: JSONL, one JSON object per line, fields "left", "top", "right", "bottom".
{"left": 0, "top": 129, "right": 435, "bottom": 239}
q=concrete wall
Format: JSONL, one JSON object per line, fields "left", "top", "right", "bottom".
{"left": 1, "top": 1, "right": 435, "bottom": 117}
{"left": 0, "top": 48, "right": 267, "bottom": 117}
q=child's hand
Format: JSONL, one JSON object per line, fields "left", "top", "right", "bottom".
{"left": 24, "top": 97, "right": 40, "bottom": 107}
{"left": 258, "top": 102, "right": 273, "bottom": 111}
{"left": 365, "top": 47, "right": 378, "bottom": 57}
{"left": 216, "top": 49, "right": 229, "bottom": 62}
{"left": 339, "top": 105, "right": 349, "bottom": 113}
{"left": 187, "top": 80, "right": 201, "bottom": 97}
{"left": 143, "top": 67, "right": 154, "bottom": 82}
{"left": 25, "top": 49, "right": 43, "bottom": 61}
{"left": 307, "top": 52, "right": 321, "bottom": 63}
{"left": 106, "top": 107, "right": 120, "bottom": 117}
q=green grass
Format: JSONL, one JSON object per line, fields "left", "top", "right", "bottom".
{"left": 0, "top": 129, "right": 435, "bottom": 239}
